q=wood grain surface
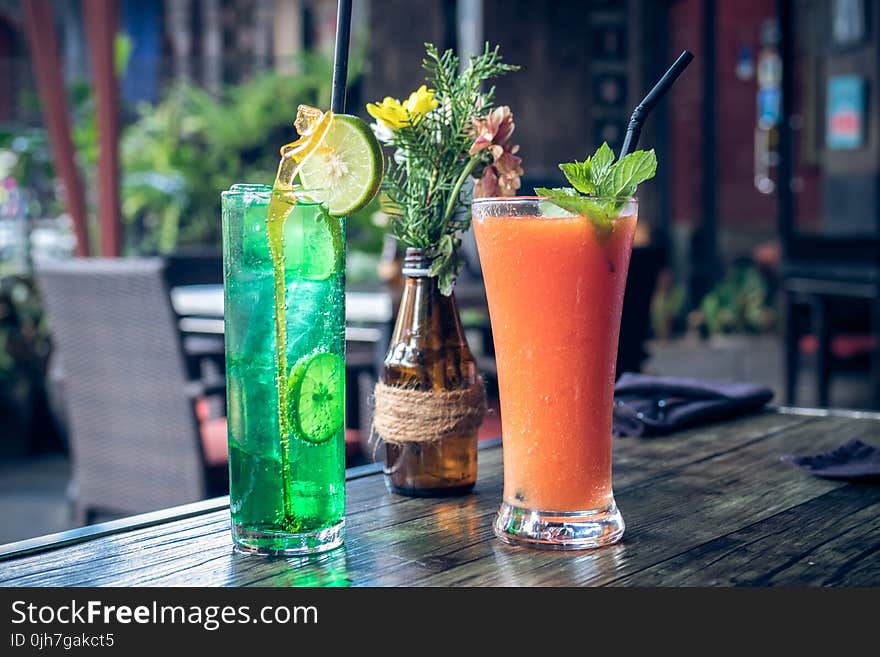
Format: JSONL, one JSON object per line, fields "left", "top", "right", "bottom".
{"left": 1, "top": 411, "right": 878, "bottom": 586}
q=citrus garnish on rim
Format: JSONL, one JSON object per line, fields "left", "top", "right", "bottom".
{"left": 298, "top": 114, "right": 383, "bottom": 217}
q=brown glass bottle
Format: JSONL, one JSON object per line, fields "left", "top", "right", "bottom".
{"left": 381, "top": 248, "right": 479, "bottom": 496}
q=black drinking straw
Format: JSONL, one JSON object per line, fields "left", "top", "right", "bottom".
{"left": 618, "top": 50, "right": 694, "bottom": 158}
{"left": 330, "top": 0, "right": 353, "bottom": 113}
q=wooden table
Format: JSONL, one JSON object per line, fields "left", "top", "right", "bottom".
{"left": 2, "top": 409, "right": 879, "bottom": 586}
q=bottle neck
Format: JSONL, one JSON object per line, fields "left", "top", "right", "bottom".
{"left": 384, "top": 246, "right": 473, "bottom": 388}
{"left": 401, "top": 247, "right": 432, "bottom": 278}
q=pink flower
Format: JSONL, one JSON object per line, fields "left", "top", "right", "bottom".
{"left": 474, "top": 165, "right": 498, "bottom": 198}
{"left": 475, "top": 142, "right": 523, "bottom": 198}
{"left": 469, "top": 106, "right": 516, "bottom": 155}
{"left": 470, "top": 106, "right": 523, "bottom": 198}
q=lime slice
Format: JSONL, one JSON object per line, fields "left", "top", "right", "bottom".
{"left": 298, "top": 114, "right": 383, "bottom": 217}
{"left": 287, "top": 352, "right": 345, "bottom": 444}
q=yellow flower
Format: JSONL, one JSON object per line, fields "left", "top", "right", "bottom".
{"left": 405, "top": 85, "right": 438, "bottom": 119}
{"left": 367, "top": 85, "right": 438, "bottom": 131}
{"left": 366, "top": 97, "right": 407, "bottom": 130}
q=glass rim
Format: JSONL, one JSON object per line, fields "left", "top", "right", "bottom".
{"left": 472, "top": 195, "right": 637, "bottom": 204}
{"left": 221, "top": 183, "right": 324, "bottom": 205}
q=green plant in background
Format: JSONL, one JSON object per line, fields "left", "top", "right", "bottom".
{"left": 0, "top": 130, "right": 59, "bottom": 431}
{"left": 691, "top": 263, "right": 777, "bottom": 337}
{"left": 0, "top": 273, "right": 50, "bottom": 382}
{"left": 70, "top": 35, "right": 131, "bottom": 189}
{"left": 0, "top": 128, "right": 64, "bottom": 221}
{"left": 0, "top": 272, "right": 59, "bottom": 455}
{"left": 649, "top": 269, "right": 685, "bottom": 341}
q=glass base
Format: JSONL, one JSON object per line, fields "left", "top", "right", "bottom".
{"left": 232, "top": 521, "right": 344, "bottom": 556}
{"left": 493, "top": 500, "right": 624, "bottom": 550}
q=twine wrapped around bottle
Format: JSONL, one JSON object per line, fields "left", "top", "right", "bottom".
{"left": 372, "top": 378, "right": 488, "bottom": 444}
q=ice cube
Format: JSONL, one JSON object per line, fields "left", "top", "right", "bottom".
{"left": 226, "top": 360, "right": 281, "bottom": 459}
{"left": 283, "top": 203, "right": 338, "bottom": 281}
{"left": 224, "top": 268, "right": 276, "bottom": 367}
{"left": 283, "top": 278, "right": 327, "bottom": 358}
{"left": 242, "top": 200, "right": 272, "bottom": 270}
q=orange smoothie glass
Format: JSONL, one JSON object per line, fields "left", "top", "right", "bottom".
{"left": 472, "top": 196, "right": 635, "bottom": 549}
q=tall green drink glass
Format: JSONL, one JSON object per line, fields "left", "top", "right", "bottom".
{"left": 221, "top": 183, "right": 345, "bottom": 555}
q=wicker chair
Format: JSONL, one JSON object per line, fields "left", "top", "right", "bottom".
{"left": 36, "top": 258, "right": 228, "bottom": 524}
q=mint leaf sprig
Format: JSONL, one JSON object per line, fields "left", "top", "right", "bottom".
{"left": 536, "top": 142, "right": 657, "bottom": 240}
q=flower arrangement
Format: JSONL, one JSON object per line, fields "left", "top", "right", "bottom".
{"left": 366, "top": 43, "right": 521, "bottom": 294}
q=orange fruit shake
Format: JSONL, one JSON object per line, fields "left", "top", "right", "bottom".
{"left": 473, "top": 198, "right": 637, "bottom": 514}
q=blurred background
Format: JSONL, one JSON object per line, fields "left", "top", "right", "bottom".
{"left": 1, "top": 0, "right": 878, "bottom": 542}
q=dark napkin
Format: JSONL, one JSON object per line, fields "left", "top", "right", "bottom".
{"left": 781, "top": 439, "right": 880, "bottom": 482}
{"left": 613, "top": 373, "right": 774, "bottom": 437}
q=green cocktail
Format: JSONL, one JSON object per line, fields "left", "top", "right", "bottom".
{"left": 221, "top": 105, "right": 382, "bottom": 555}
{"left": 222, "top": 184, "right": 345, "bottom": 554}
